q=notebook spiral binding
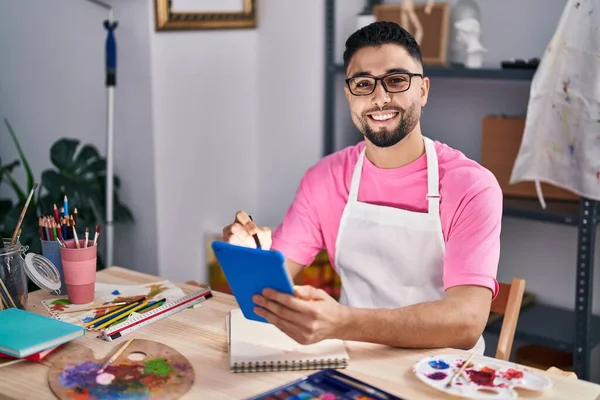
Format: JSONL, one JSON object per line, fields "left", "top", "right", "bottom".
{"left": 231, "top": 357, "right": 348, "bottom": 373}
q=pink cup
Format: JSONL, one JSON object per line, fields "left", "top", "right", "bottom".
{"left": 60, "top": 240, "right": 97, "bottom": 304}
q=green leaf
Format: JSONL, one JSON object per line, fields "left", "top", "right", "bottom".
{"left": 3, "top": 172, "right": 26, "bottom": 203}
{"left": 50, "top": 138, "right": 80, "bottom": 172}
{"left": 4, "top": 119, "right": 34, "bottom": 191}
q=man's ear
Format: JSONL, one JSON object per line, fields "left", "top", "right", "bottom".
{"left": 420, "top": 76, "right": 430, "bottom": 108}
{"left": 344, "top": 85, "right": 351, "bottom": 103}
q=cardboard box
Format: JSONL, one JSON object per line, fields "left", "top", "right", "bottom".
{"left": 481, "top": 115, "right": 578, "bottom": 201}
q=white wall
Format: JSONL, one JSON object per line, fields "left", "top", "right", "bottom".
{"left": 150, "top": 13, "right": 260, "bottom": 282}
{"left": 257, "top": 1, "right": 325, "bottom": 226}
{"left": 0, "top": 0, "right": 159, "bottom": 276}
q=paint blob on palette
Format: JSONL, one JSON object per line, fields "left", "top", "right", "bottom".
{"left": 48, "top": 339, "right": 194, "bottom": 400}
{"left": 413, "top": 354, "right": 552, "bottom": 399}
{"left": 56, "top": 358, "right": 188, "bottom": 399}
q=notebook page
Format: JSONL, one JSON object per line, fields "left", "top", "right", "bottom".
{"left": 229, "top": 308, "right": 349, "bottom": 365}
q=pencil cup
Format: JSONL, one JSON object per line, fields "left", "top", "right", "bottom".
{"left": 41, "top": 240, "right": 66, "bottom": 295}
{"left": 60, "top": 240, "right": 97, "bottom": 304}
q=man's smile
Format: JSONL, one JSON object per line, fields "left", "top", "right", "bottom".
{"left": 367, "top": 111, "right": 400, "bottom": 125}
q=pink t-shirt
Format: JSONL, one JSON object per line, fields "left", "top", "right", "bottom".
{"left": 271, "top": 140, "right": 502, "bottom": 298}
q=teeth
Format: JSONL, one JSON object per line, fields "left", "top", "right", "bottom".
{"left": 371, "top": 113, "right": 396, "bottom": 121}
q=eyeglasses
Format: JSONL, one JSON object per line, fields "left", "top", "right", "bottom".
{"left": 345, "top": 72, "right": 423, "bottom": 96}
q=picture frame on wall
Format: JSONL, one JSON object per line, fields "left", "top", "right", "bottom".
{"left": 155, "top": 0, "right": 257, "bottom": 31}
{"left": 373, "top": 2, "right": 450, "bottom": 65}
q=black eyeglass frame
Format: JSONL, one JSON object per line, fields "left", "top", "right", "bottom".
{"left": 345, "top": 72, "right": 424, "bottom": 96}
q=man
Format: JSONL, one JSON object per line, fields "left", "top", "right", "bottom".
{"left": 221, "top": 21, "right": 502, "bottom": 354}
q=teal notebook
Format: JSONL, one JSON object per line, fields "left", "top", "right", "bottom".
{"left": 0, "top": 308, "right": 85, "bottom": 358}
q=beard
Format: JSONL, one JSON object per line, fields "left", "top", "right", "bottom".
{"left": 357, "top": 102, "right": 421, "bottom": 148}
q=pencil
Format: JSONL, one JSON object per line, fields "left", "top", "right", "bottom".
{"left": 94, "top": 301, "right": 150, "bottom": 330}
{"left": 107, "top": 299, "right": 166, "bottom": 327}
{"left": 60, "top": 301, "right": 132, "bottom": 314}
{"left": 84, "top": 299, "right": 146, "bottom": 328}
{"left": 97, "top": 338, "right": 135, "bottom": 374}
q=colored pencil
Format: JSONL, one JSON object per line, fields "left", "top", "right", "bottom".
{"left": 10, "top": 183, "right": 38, "bottom": 245}
{"left": 97, "top": 338, "right": 135, "bottom": 374}
{"left": 107, "top": 299, "right": 166, "bottom": 328}
{"left": 60, "top": 301, "right": 133, "bottom": 314}
{"left": 94, "top": 301, "right": 150, "bottom": 330}
{"left": 84, "top": 299, "right": 146, "bottom": 328}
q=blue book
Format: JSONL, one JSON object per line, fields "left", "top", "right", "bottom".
{"left": 0, "top": 308, "right": 85, "bottom": 358}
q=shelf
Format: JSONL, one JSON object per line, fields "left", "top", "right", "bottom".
{"left": 332, "top": 63, "right": 536, "bottom": 81}
{"left": 503, "top": 197, "right": 582, "bottom": 226}
{"left": 485, "top": 303, "right": 600, "bottom": 353}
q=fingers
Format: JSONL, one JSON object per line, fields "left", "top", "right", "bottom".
{"left": 221, "top": 211, "right": 272, "bottom": 249}
{"left": 256, "top": 226, "right": 272, "bottom": 250}
{"left": 254, "top": 306, "right": 309, "bottom": 343}
{"left": 235, "top": 210, "right": 257, "bottom": 235}
{"left": 293, "top": 285, "right": 325, "bottom": 300}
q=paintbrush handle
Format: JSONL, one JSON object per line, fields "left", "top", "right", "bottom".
{"left": 446, "top": 352, "right": 476, "bottom": 387}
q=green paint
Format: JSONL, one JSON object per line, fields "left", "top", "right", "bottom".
{"left": 52, "top": 299, "right": 72, "bottom": 305}
{"left": 143, "top": 358, "right": 173, "bottom": 376}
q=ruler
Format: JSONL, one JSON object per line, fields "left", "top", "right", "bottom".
{"left": 99, "top": 287, "right": 213, "bottom": 342}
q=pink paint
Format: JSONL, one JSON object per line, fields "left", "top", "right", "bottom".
{"left": 96, "top": 372, "right": 115, "bottom": 385}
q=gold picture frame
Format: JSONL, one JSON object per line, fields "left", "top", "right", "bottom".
{"left": 373, "top": 2, "right": 450, "bottom": 66}
{"left": 155, "top": 0, "right": 257, "bottom": 31}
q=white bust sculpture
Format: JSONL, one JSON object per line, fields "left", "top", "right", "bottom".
{"left": 455, "top": 17, "right": 486, "bottom": 68}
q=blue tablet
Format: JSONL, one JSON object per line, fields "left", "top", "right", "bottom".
{"left": 211, "top": 241, "right": 295, "bottom": 323}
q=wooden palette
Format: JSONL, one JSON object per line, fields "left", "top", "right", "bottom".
{"left": 48, "top": 339, "right": 194, "bottom": 400}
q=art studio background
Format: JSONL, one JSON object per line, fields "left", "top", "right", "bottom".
{"left": 1, "top": 0, "right": 598, "bottom": 384}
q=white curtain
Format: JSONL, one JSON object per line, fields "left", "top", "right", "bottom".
{"left": 510, "top": 0, "right": 600, "bottom": 206}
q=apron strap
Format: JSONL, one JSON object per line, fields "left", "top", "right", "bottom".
{"left": 424, "top": 137, "right": 441, "bottom": 216}
{"left": 348, "top": 147, "right": 366, "bottom": 202}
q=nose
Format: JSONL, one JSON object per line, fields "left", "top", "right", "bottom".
{"left": 371, "top": 81, "right": 391, "bottom": 108}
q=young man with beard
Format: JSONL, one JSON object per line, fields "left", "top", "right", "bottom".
{"left": 221, "top": 21, "right": 503, "bottom": 354}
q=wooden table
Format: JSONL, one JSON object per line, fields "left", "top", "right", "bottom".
{"left": 1, "top": 267, "right": 599, "bottom": 400}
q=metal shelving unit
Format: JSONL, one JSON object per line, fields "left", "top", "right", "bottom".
{"left": 324, "top": 0, "right": 599, "bottom": 380}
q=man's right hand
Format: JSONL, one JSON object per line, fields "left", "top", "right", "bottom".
{"left": 221, "top": 210, "right": 273, "bottom": 250}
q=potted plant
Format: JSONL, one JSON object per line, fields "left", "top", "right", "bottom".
{"left": 0, "top": 118, "right": 134, "bottom": 267}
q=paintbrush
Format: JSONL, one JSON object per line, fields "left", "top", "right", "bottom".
{"left": 60, "top": 301, "right": 135, "bottom": 314}
{"left": 0, "top": 277, "right": 17, "bottom": 309}
{"left": 10, "top": 183, "right": 38, "bottom": 246}
{"left": 97, "top": 338, "right": 135, "bottom": 374}
{"left": 446, "top": 351, "right": 476, "bottom": 388}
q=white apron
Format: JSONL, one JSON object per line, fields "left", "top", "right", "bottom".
{"left": 334, "top": 137, "right": 485, "bottom": 354}
{"left": 510, "top": 0, "right": 600, "bottom": 206}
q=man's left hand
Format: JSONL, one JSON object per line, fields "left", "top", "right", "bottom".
{"left": 253, "top": 285, "right": 347, "bottom": 345}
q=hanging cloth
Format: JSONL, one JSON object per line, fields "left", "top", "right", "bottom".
{"left": 510, "top": 0, "right": 600, "bottom": 207}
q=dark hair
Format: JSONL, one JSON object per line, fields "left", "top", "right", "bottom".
{"left": 342, "top": 21, "right": 422, "bottom": 72}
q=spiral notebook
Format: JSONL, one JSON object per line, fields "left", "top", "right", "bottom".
{"left": 227, "top": 308, "right": 349, "bottom": 373}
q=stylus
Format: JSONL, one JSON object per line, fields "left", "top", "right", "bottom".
{"left": 248, "top": 215, "right": 262, "bottom": 249}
